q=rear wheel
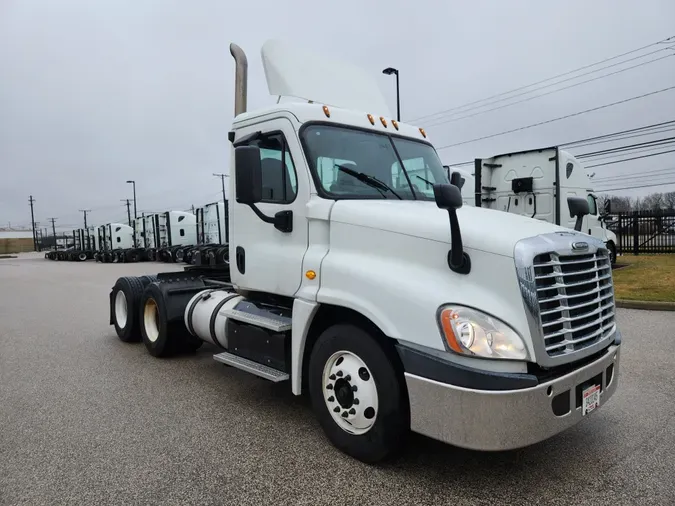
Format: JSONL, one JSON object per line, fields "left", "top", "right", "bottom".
{"left": 308, "top": 323, "right": 409, "bottom": 463}
{"left": 111, "top": 276, "right": 146, "bottom": 342}
{"left": 139, "top": 283, "right": 200, "bottom": 357}
{"left": 78, "top": 252, "right": 87, "bottom": 262}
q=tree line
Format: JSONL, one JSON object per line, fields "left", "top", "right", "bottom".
{"left": 597, "top": 192, "right": 675, "bottom": 213}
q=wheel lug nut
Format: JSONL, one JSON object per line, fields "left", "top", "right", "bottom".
{"left": 329, "top": 374, "right": 336, "bottom": 380}
{"left": 345, "top": 375, "right": 351, "bottom": 381}
{"left": 326, "top": 384, "right": 333, "bottom": 390}
{"left": 352, "top": 385, "right": 358, "bottom": 392}
{"left": 353, "top": 398, "right": 359, "bottom": 405}
{"left": 341, "top": 411, "right": 348, "bottom": 418}
{"left": 349, "top": 408, "right": 356, "bottom": 415}
{"left": 336, "top": 371, "right": 343, "bottom": 377}
{"left": 333, "top": 407, "right": 340, "bottom": 413}
{"left": 327, "top": 396, "right": 335, "bottom": 402}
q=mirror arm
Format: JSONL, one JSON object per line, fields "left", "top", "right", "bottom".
{"left": 247, "top": 203, "right": 275, "bottom": 224}
{"left": 446, "top": 209, "right": 471, "bottom": 274}
{"left": 247, "top": 204, "right": 293, "bottom": 233}
{"left": 573, "top": 216, "right": 584, "bottom": 232}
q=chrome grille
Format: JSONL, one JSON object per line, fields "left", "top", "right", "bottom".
{"left": 532, "top": 250, "right": 615, "bottom": 357}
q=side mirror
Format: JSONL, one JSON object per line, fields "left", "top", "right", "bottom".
{"left": 433, "top": 183, "right": 463, "bottom": 210}
{"left": 604, "top": 199, "right": 611, "bottom": 214}
{"left": 449, "top": 171, "right": 465, "bottom": 190}
{"left": 433, "top": 184, "right": 470, "bottom": 274}
{"left": 235, "top": 146, "right": 263, "bottom": 204}
{"left": 567, "top": 196, "right": 590, "bottom": 232}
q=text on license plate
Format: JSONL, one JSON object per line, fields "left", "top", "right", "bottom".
{"left": 582, "top": 384, "right": 601, "bottom": 415}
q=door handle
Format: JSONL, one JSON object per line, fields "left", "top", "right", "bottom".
{"left": 236, "top": 246, "right": 245, "bottom": 274}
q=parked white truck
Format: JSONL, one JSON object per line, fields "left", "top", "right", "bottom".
{"left": 185, "top": 201, "right": 229, "bottom": 266}
{"left": 109, "top": 39, "right": 621, "bottom": 463}
{"left": 447, "top": 148, "right": 618, "bottom": 264}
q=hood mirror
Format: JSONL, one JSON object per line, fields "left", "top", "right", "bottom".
{"left": 567, "top": 196, "right": 590, "bottom": 232}
{"left": 433, "top": 184, "right": 471, "bottom": 275}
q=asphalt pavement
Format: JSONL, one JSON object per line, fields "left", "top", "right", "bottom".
{"left": 1, "top": 253, "right": 674, "bottom": 505}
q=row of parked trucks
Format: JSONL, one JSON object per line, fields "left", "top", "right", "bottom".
{"left": 44, "top": 202, "right": 229, "bottom": 266}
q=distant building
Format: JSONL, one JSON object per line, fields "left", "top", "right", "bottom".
{"left": 0, "top": 227, "right": 35, "bottom": 254}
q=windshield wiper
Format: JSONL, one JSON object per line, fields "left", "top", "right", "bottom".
{"left": 337, "top": 166, "right": 402, "bottom": 200}
{"left": 416, "top": 175, "right": 434, "bottom": 187}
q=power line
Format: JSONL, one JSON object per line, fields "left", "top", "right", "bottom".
{"left": 561, "top": 119, "right": 675, "bottom": 147}
{"left": 577, "top": 136, "right": 675, "bottom": 158}
{"left": 593, "top": 169, "right": 675, "bottom": 183}
{"left": 424, "top": 51, "right": 675, "bottom": 128}
{"left": 409, "top": 35, "right": 675, "bottom": 123}
{"left": 584, "top": 144, "right": 675, "bottom": 163}
{"left": 585, "top": 148, "right": 675, "bottom": 168}
{"left": 595, "top": 180, "right": 675, "bottom": 192}
{"left": 435, "top": 85, "right": 675, "bottom": 150}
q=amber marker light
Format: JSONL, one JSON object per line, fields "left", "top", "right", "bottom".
{"left": 439, "top": 308, "right": 463, "bottom": 353}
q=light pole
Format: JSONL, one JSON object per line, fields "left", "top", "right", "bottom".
{"left": 382, "top": 67, "right": 400, "bottom": 121}
{"left": 126, "top": 180, "right": 137, "bottom": 219}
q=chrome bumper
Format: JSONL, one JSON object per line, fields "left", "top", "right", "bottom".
{"left": 405, "top": 344, "right": 620, "bottom": 451}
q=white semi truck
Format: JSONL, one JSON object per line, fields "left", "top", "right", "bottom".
{"left": 185, "top": 201, "right": 229, "bottom": 266}
{"left": 448, "top": 149, "right": 618, "bottom": 264}
{"left": 95, "top": 223, "right": 134, "bottom": 263}
{"left": 109, "top": 39, "right": 621, "bottom": 463}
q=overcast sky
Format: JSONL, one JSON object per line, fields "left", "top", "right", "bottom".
{"left": 1, "top": 0, "right": 674, "bottom": 230}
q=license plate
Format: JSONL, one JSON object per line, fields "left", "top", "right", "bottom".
{"left": 582, "top": 384, "right": 601, "bottom": 415}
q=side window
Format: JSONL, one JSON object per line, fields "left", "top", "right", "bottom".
{"left": 251, "top": 133, "right": 298, "bottom": 203}
{"left": 180, "top": 229, "right": 185, "bottom": 237}
{"left": 116, "top": 237, "right": 121, "bottom": 243}
{"left": 587, "top": 194, "right": 597, "bottom": 215}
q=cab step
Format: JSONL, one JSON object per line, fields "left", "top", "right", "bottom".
{"left": 213, "top": 351, "right": 289, "bottom": 382}
{"left": 220, "top": 307, "right": 292, "bottom": 332}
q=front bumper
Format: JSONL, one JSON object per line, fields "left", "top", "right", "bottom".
{"left": 404, "top": 344, "right": 620, "bottom": 451}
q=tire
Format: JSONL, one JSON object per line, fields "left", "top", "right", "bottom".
{"left": 607, "top": 242, "right": 617, "bottom": 267}
{"left": 126, "top": 250, "right": 141, "bottom": 263}
{"left": 139, "top": 283, "right": 196, "bottom": 357}
{"left": 175, "top": 248, "right": 184, "bottom": 262}
{"left": 216, "top": 247, "right": 229, "bottom": 265}
{"left": 147, "top": 249, "right": 156, "bottom": 262}
{"left": 111, "top": 276, "right": 147, "bottom": 342}
{"left": 308, "top": 323, "right": 409, "bottom": 463}
{"left": 78, "top": 252, "right": 87, "bottom": 262}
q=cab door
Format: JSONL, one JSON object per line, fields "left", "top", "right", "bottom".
{"left": 584, "top": 194, "right": 609, "bottom": 241}
{"left": 230, "top": 117, "right": 309, "bottom": 297}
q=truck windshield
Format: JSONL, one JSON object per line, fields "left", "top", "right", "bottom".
{"left": 301, "top": 124, "right": 448, "bottom": 200}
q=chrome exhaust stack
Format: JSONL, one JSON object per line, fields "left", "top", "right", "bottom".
{"left": 229, "top": 43, "right": 248, "bottom": 116}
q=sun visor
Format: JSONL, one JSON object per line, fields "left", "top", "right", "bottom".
{"left": 260, "top": 39, "right": 392, "bottom": 117}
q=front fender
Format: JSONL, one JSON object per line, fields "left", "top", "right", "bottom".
{"left": 316, "top": 223, "right": 535, "bottom": 360}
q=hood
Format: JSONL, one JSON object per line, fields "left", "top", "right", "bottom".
{"left": 330, "top": 200, "right": 570, "bottom": 257}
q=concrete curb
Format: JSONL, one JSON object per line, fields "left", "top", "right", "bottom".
{"left": 616, "top": 299, "right": 675, "bottom": 311}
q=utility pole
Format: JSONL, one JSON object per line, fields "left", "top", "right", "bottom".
{"left": 213, "top": 173, "right": 230, "bottom": 243}
{"left": 79, "top": 209, "right": 91, "bottom": 229}
{"left": 28, "top": 195, "right": 37, "bottom": 251}
{"left": 48, "top": 218, "right": 57, "bottom": 250}
{"left": 126, "top": 180, "right": 137, "bottom": 219}
{"left": 121, "top": 199, "right": 132, "bottom": 226}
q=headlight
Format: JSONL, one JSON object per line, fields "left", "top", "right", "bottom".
{"left": 438, "top": 305, "right": 528, "bottom": 360}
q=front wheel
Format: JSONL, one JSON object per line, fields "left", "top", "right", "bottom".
{"left": 308, "top": 323, "right": 409, "bottom": 463}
